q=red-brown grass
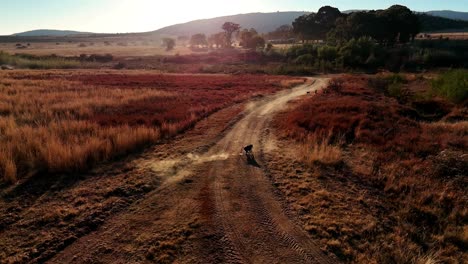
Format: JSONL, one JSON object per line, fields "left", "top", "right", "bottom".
{"left": 273, "top": 75, "right": 467, "bottom": 263}
{"left": 0, "top": 70, "right": 298, "bottom": 183}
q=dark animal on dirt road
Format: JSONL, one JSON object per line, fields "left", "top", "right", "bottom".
{"left": 243, "top": 144, "right": 260, "bottom": 167}
{"left": 244, "top": 144, "right": 253, "bottom": 154}
{"left": 307, "top": 91, "right": 310, "bottom": 95}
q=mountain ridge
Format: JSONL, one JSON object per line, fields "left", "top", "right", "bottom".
{"left": 13, "top": 29, "right": 91, "bottom": 37}
{"left": 11, "top": 10, "right": 468, "bottom": 37}
{"left": 150, "top": 11, "right": 310, "bottom": 36}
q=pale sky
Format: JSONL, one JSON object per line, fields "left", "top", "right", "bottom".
{"left": 1, "top": 0, "right": 468, "bottom": 35}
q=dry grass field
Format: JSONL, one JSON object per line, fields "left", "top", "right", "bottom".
{"left": 0, "top": 70, "right": 300, "bottom": 184}
{"left": 418, "top": 32, "right": 468, "bottom": 40}
{"left": 0, "top": 41, "right": 198, "bottom": 57}
{"left": 268, "top": 75, "right": 467, "bottom": 263}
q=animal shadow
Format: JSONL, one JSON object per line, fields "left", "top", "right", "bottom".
{"left": 246, "top": 153, "right": 261, "bottom": 168}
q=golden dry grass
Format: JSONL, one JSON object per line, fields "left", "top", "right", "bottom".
{"left": 0, "top": 70, "right": 295, "bottom": 183}
{"left": 417, "top": 32, "right": 468, "bottom": 40}
{"left": 300, "top": 130, "right": 342, "bottom": 165}
{"left": 0, "top": 42, "right": 200, "bottom": 57}
{"left": 271, "top": 75, "right": 467, "bottom": 263}
{"left": 0, "top": 73, "right": 169, "bottom": 182}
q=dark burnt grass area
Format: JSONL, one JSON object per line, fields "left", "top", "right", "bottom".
{"left": 75, "top": 74, "right": 289, "bottom": 131}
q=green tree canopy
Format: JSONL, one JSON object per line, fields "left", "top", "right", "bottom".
{"left": 293, "top": 6, "right": 343, "bottom": 41}
{"left": 326, "top": 5, "right": 420, "bottom": 45}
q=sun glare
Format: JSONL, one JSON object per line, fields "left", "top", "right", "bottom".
{"left": 110, "top": 0, "right": 257, "bottom": 33}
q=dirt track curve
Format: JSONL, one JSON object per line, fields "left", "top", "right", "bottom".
{"left": 50, "top": 78, "right": 337, "bottom": 264}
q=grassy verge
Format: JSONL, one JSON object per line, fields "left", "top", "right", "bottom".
{"left": 432, "top": 69, "right": 468, "bottom": 104}
{"left": 272, "top": 74, "right": 467, "bottom": 263}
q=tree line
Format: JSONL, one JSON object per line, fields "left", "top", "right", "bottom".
{"left": 292, "top": 5, "right": 420, "bottom": 45}
{"left": 163, "top": 22, "right": 267, "bottom": 51}
{"left": 159, "top": 4, "right": 468, "bottom": 72}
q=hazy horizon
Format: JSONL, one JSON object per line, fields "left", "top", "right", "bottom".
{"left": 2, "top": 0, "right": 468, "bottom": 35}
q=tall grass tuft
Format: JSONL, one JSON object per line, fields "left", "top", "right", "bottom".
{"left": 432, "top": 69, "right": 468, "bottom": 104}
{"left": 301, "top": 130, "right": 342, "bottom": 165}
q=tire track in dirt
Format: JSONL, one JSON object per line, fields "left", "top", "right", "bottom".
{"left": 202, "top": 78, "right": 338, "bottom": 263}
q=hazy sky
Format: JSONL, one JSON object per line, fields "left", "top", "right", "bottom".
{"left": 2, "top": 0, "right": 468, "bottom": 35}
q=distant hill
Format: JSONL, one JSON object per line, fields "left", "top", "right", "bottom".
{"left": 419, "top": 14, "right": 468, "bottom": 32}
{"left": 426, "top": 11, "right": 468, "bottom": 21}
{"left": 9, "top": 10, "right": 468, "bottom": 39}
{"left": 151, "top": 10, "right": 468, "bottom": 37}
{"left": 151, "top": 12, "right": 310, "bottom": 36}
{"left": 13, "top": 29, "right": 91, "bottom": 37}
{"left": 344, "top": 10, "right": 468, "bottom": 22}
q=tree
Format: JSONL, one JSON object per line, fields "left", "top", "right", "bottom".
{"left": 222, "top": 22, "right": 241, "bottom": 48}
{"left": 339, "top": 37, "right": 378, "bottom": 67}
{"left": 293, "top": 6, "right": 342, "bottom": 42}
{"left": 162, "top": 38, "right": 175, "bottom": 51}
{"left": 328, "top": 11, "right": 384, "bottom": 43}
{"left": 177, "top": 35, "right": 189, "bottom": 44}
{"left": 267, "top": 24, "right": 294, "bottom": 40}
{"left": 378, "top": 5, "right": 420, "bottom": 45}
{"left": 315, "top": 6, "right": 343, "bottom": 38}
{"left": 293, "top": 14, "right": 319, "bottom": 42}
{"left": 251, "top": 35, "right": 266, "bottom": 49}
{"left": 239, "top": 28, "right": 265, "bottom": 50}
{"left": 327, "top": 6, "right": 420, "bottom": 45}
{"left": 208, "top": 32, "right": 226, "bottom": 48}
{"left": 190, "top": 33, "right": 208, "bottom": 47}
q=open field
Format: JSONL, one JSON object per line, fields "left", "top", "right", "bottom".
{"left": 418, "top": 32, "right": 468, "bottom": 40}
{"left": 2, "top": 2, "right": 468, "bottom": 263}
{"left": 0, "top": 70, "right": 303, "bottom": 184}
{"left": 0, "top": 41, "right": 198, "bottom": 57}
{"left": 268, "top": 74, "right": 467, "bottom": 263}
{"left": 0, "top": 77, "right": 332, "bottom": 263}
{"left": 0, "top": 65, "right": 466, "bottom": 264}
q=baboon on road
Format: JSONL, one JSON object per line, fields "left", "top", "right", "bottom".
{"left": 244, "top": 144, "right": 253, "bottom": 154}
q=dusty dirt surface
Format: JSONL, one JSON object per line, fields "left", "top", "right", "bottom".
{"left": 2, "top": 77, "right": 336, "bottom": 263}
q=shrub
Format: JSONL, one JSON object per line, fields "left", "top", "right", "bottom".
{"left": 113, "top": 62, "right": 126, "bottom": 69}
{"left": 286, "top": 44, "right": 318, "bottom": 59}
{"left": 423, "top": 50, "right": 459, "bottom": 67}
{"left": 432, "top": 69, "right": 468, "bottom": 104}
{"left": 318, "top": 45, "right": 338, "bottom": 62}
{"left": 162, "top": 38, "right": 176, "bottom": 51}
{"left": 294, "top": 54, "right": 315, "bottom": 65}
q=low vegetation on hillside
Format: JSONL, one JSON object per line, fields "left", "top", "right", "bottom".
{"left": 271, "top": 72, "right": 467, "bottom": 263}
{"left": 0, "top": 71, "right": 300, "bottom": 184}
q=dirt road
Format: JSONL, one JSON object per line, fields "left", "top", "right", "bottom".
{"left": 50, "top": 78, "right": 336, "bottom": 263}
